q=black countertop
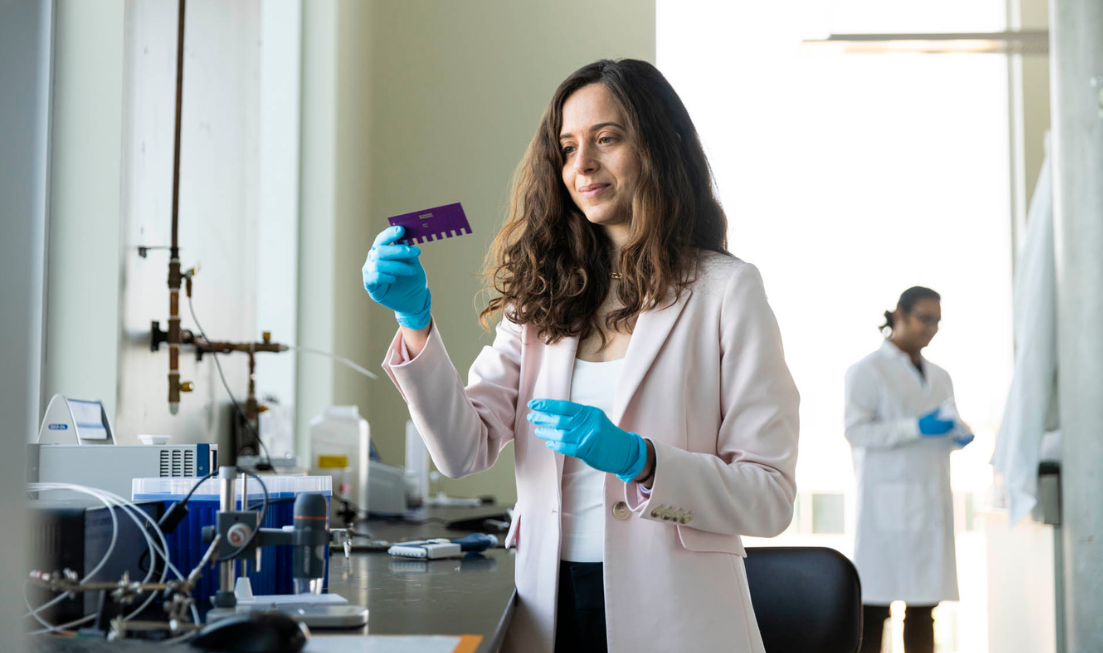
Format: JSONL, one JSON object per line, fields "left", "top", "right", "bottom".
{"left": 30, "top": 506, "right": 516, "bottom": 653}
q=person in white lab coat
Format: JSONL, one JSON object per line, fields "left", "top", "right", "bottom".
{"left": 845, "top": 286, "right": 973, "bottom": 653}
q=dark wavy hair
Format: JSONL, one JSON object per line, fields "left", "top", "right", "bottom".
{"left": 479, "top": 59, "right": 728, "bottom": 345}
{"left": 881, "top": 286, "right": 941, "bottom": 331}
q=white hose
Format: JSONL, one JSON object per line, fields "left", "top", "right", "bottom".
{"left": 287, "top": 344, "right": 379, "bottom": 380}
{"left": 24, "top": 483, "right": 201, "bottom": 634}
{"left": 22, "top": 484, "right": 119, "bottom": 632}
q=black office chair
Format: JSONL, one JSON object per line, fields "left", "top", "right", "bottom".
{"left": 744, "top": 547, "right": 862, "bottom": 653}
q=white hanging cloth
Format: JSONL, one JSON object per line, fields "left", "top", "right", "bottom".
{"left": 991, "top": 138, "right": 1057, "bottom": 524}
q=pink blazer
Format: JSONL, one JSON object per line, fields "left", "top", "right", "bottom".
{"left": 383, "top": 252, "right": 800, "bottom": 653}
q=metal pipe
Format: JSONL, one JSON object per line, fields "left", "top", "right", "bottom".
{"left": 168, "top": 262, "right": 182, "bottom": 415}
{"left": 183, "top": 333, "right": 288, "bottom": 354}
{"left": 170, "top": 0, "right": 185, "bottom": 256}
{"left": 166, "top": 0, "right": 187, "bottom": 415}
{"left": 246, "top": 351, "right": 257, "bottom": 423}
{"left": 187, "top": 535, "right": 221, "bottom": 587}
{"left": 239, "top": 472, "right": 248, "bottom": 577}
{"left": 218, "top": 466, "right": 236, "bottom": 595}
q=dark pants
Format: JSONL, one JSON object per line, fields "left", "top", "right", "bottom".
{"left": 861, "top": 604, "right": 935, "bottom": 653}
{"left": 554, "top": 561, "right": 608, "bottom": 653}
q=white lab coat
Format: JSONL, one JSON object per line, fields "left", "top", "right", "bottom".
{"left": 991, "top": 144, "right": 1057, "bottom": 524}
{"left": 845, "top": 339, "right": 959, "bottom": 605}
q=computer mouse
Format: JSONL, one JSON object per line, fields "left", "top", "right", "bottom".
{"left": 190, "top": 611, "right": 310, "bottom": 653}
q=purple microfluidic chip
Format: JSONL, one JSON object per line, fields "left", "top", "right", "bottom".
{"left": 387, "top": 202, "right": 472, "bottom": 246}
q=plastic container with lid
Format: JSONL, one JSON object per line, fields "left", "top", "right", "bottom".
{"left": 310, "top": 406, "right": 369, "bottom": 515}
{"left": 132, "top": 475, "right": 332, "bottom": 604}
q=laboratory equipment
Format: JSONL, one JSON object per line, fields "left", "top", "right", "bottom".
{"left": 32, "top": 423, "right": 215, "bottom": 501}
{"left": 387, "top": 534, "right": 498, "bottom": 560}
{"left": 315, "top": 454, "right": 352, "bottom": 514}
{"left": 38, "top": 395, "right": 115, "bottom": 443}
{"left": 26, "top": 480, "right": 218, "bottom": 641}
{"left": 307, "top": 406, "right": 406, "bottom": 517}
{"left": 27, "top": 469, "right": 362, "bottom": 640}
{"left": 137, "top": 0, "right": 289, "bottom": 420}
{"left": 404, "top": 420, "right": 430, "bottom": 507}
{"left": 386, "top": 202, "right": 472, "bottom": 245}
{"left": 452, "top": 533, "right": 499, "bottom": 552}
{"left": 132, "top": 474, "right": 331, "bottom": 602}
{"left": 309, "top": 406, "right": 369, "bottom": 515}
{"left": 195, "top": 439, "right": 367, "bottom": 628}
{"left": 367, "top": 459, "right": 407, "bottom": 516}
{"left": 387, "top": 539, "right": 462, "bottom": 560}
{"left": 26, "top": 498, "right": 163, "bottom": 624}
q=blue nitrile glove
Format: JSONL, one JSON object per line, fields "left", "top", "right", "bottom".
{"left": 917, "top": 408, "right": 955, "bottom": 437}
{"left": 527, "top": 399, "right": 648, "bottom": 483}
{"left": 362, "top": 226, "right": 432, "bottom": 329}
{"left": 953, "top": 433, "right": 975, "bottom": 448}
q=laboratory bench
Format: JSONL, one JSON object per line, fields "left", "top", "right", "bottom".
{"left": 30, "top": 506, "right": 517, "bottom": 653}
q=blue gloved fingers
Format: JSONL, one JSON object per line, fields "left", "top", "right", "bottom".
{"left": 363, "top": 225, "right": 432, "bottom": 328}
{"left": 532, "top": 426, "right": 559, "bottom": 440}
{"left": 370, "top": 244, "right": 421, "bottom": 262}
{"left": 372, "top": 259, "right": 422, "bottom": 277}
{"left": 954, "top": 434, "right": 975, "bottom": 448}
{"left": 526, "top": 410, "right": 574, "bottom": 429}
{"left": 534, "top": 426, "right": 584, "bottom": 454}
{"left": 531, "top": 422, "right": 585, "bottom": 445}
{"left": 527, "top": 399, "right": 584, "bottom": 416}
{"left": 525, "top": 410, "right": 554, "bottom": 426}
{"left": 372, "top": 225, "right": 406, "bottom": 249}
{"left": 363, "top": 269, "right": 397, "bottom": 288}
{"left": 529, "top": 400, "right": 594, "bottom": 433}
{"left": 528, "top": 398, "right": 643, "bottom": 477}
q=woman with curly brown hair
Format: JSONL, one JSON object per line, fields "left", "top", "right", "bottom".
{"left": 363, "top": 59, "right": 799, "bottom": 653}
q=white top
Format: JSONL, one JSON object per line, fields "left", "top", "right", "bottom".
{"left": 560, "top": 358, "right": 624, "bottom": 563}
{"left": 844, "top": 338, "right": 960, "bottom": 604}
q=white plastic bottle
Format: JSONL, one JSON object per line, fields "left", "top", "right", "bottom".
{"left": 309, "top": 406, "right": 370, "bottom": 518}
{"left": 404, "top": 420, "right": 430, "bottom": 507}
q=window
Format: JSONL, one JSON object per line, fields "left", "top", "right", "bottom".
{"left": 660, "top": 3, "right": 1013, "bottom": 651}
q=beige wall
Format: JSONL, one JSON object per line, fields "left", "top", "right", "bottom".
{"left": 314, "top": 1, "right": 656, "bottom": 505}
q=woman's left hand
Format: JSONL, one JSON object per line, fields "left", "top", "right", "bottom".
{"left": 527, "top": 399, "right": 647, "bottom": 482}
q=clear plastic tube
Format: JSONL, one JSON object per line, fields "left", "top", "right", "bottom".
{"left": 287, "top": 345, "right": 379, "bottom": 380}
{"left": 25, "top": 483, "right": 200, "bottom": 634}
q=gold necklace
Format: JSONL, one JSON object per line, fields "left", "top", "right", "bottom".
{"left": 610, "top": 272, "right": 623, "bottom": 280}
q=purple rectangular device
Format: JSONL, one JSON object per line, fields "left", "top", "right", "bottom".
{"left": 387, "top": 202, "right": 472, "bottom": 246}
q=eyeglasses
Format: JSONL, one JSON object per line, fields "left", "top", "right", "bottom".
{"left": 910, "top": 312, "right": 941, "bottom": 328}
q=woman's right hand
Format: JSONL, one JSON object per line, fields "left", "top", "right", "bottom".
{"left": 362, "top": 226, "right": 432, "bottom": 329}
